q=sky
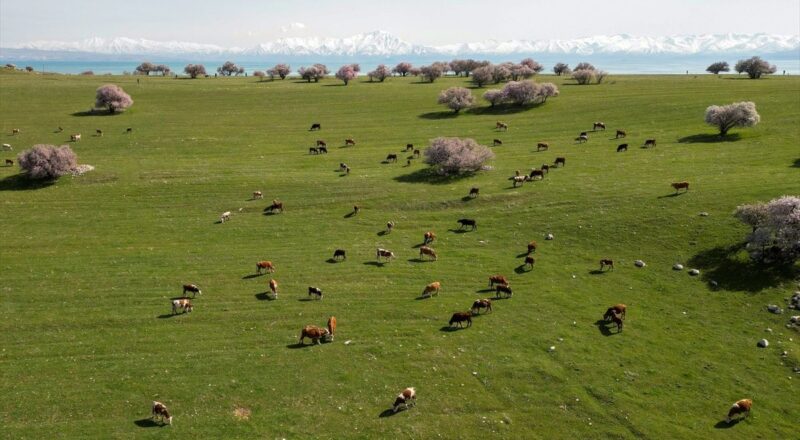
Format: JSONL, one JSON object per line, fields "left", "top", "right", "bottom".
{"left": 1, "top": 0, "right": 798, "bottom": 47}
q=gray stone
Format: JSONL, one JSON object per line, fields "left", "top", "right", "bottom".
{"left": 673, "top": 263, "right": 684, "bottom": 270}
{"left": 634, "top": 260, "right": 646, "bottom": 267}
{"left": 757, "top": 339, "right": 769, "bottom": 348}
{"left": 688, "top": 269, "right": 700, "bottom": 276}
{"left": 767, "top": 305, "right": 783, "bottom": 314}
{"left": 699, "top": 212, "right": 709, "bottom": 216}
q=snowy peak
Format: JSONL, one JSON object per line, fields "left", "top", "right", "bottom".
{"left": 7, "top": 32, "right": 799, "bottom": 56}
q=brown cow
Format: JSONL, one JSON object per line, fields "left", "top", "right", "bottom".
{"left": 471, "top": 298, "right": 492, "bottom": 314}
{"left": 318, "top": 146, "right": 328, "bottom": 154}
{"left": 671, "top": 181, "right": 689, "bottom": 192}
{"left": 511, "top": 175, "right": 529, "bottom": 187}
{"left": 496, "top": 121, "right": 508, "bottom": 131}
{"left": 489, "top": 275, "right": 509, "bottom": 287}
{"left": 376, "top": 248, "right": 396, "bottom": 261}
{"left": 495, "top": 284, "right": 513, "bottom": 298}
{"left": 726, "top": 399, "right": 753, "bottom": 423}
{"left": 152, "top": 401, "right": 173, "bottom": 425}
{"left": 422, "top": 281, "right": 441, "bottom": 297}
{"left": 345, "top": 138, "right": 356, "bottom": 146}
{"left": 593, "top": 122, "right": 606, "bottom": 130}
{"left": 172, "top": 298, "right": 193, "bottom": 314}
{"left": 615, "top": 129, "right": 626, "bottom": 138}
{"left": 182, "top": 284, "right": 202, "bottom": 297}
{"left": 393, "top": 387, "right": 417, "bottom": 413}
{"left": 493, "top": 139, "right": 503, "bottom": 146}
{"left": 469, "top": 187, "right": 479, "bottom": 198}
{"left": 608, "top": 311, "right": 624, "bottom": 332}
{"left": 70, "top": 133, "right": 81, "bottom": 141}
{"left": 126, "top": 127, "right": 133, "bottom": 133}
{"left": 386, "top": 154, "right": 398, "bottom": 163}
{"left": 524, "top": 255, "right": 535, "bottom": 269}
{"left": 269, "top": 279, "right": 278, "bottom": 298}
{"left": 419, "top": 246, "right": 437, "bottom": 261}
{"left": 327, "top": 316, "right": 337, "bottom": 338}
{"left": 256, "top": 261, "right": 275, "bottom": 274}
{"left": 541, "top": 164, "right": 550, "bottom": 174}
{"left": 299, "top": 325, "right": 329, "bottom": 344}
{"left": 554, "top": 157, "right": 566, "bottom": 167}
{"left": 413, "top": 149, "right": 421, "bottom": 158}
{"left": 644, "top": 139, "right": 657, "bottom": 148}
{"left": 527, "top": 241, "right": 538, "bottom": 254}
{"left": 11, "top": 128, "right": 20, "bottom": 135}
{"left": 604, "top": 304, "right": 627, "bottom": 321}
{"left": 457, "top": 218, "right": 477, "bottom": 230}
{"left": 529, "top": 169, "right": 545, "bottom": 180}
{"left": 423, "top": 231, "right": 436, "bottom": 245}
{"left": 266, "top": 200, "right": 284, "bottom": 213}
{"left": 316, "top": 140, "right": 327, "bottom": 147}
{"left": 537, "top": 142, "right": 549, "bottom": 151}
{"left": 617, "top": 144, "right": 628, "bottom": 152}
{"left": 5, "top": 159, "right": 13, "bottom": 166}
{"left": 599, "top": 259, "right": 614, "bottom": 271}
{"left": 449, "top": 312, "right": 472, "bottom": 327}
{"left": 406, "top": 144, "right": 414, "bottom": 151}
{"left": 352, "top": 205, "right": 360, "bottom": 215}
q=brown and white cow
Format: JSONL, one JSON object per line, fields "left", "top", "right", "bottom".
{"left": 471, "top": 298, "right": 492, "bottom": 314}
{"left": 604, "top": 304, "right": 627, "bottom": 321}
{"left": 413, "top": 149, "right": 421, "bottom": 158}
{"left": 423, "top": 231, "right": 436, "bottom": 245}
{"left": 617, "top": 144, "right": 628, "bottom": 152}
{"left": 406, "top": 143, "right": 414, "bottom": 151}
{"left": 266, "top": 200, "right": 284, "bottom": 213}
{"left": 5, "top": 159, "right": 13, "bottom": 166}
{"left": 220, "top": 211, "right": 231, "bottom": 223}
{"left": 152, "top": 401, "right": 173, "bottom": 425}
{"left": 316, "top": 139, "right": 327, "bottom": 147}
{"left": 496, "top": 121, "right": 508, "bottom": 131}
{"left": 495, "top": 284, "right": 513, "bottom": 298}
{"left": 511, "top": 175, "right": 529, "bottom": 187}
{"left": 345, "top": 138, "right": 356, "bottom": 146}
{"left": 422, "top": 281, "right": 441, "bottom": 297}
{"left": 96, "top": 129, "right": 103, "bottom": 137}
{"left": 607, "top": 311, "right": 624, "bottom": 332}
{"left": 12, "top": 128, "right": 21, "bottom": 135}
{"left": 529, "top": 169, "right": 545, "bottom": 180}
{"left": 599, "top": 259, "right": 614, "bottom": 271}
{"left": 308, "top": 286, "right": 323, "bottom": 299}
{"left": 489, "top": 275, "right": 509, "bottom": 287}
{"left": 256, "top": 260, "right": 275, "bottom": 274}
{"left": 299, "top": 325, "right": 329, "bottom": 345}
{"left": 671, "top": 181, "right": 689, "bottom": 192}
{"left": 469, "top": 187, "right": 479, "bottom": 198}
{"left": 252, "top": 191, "right": 263, "bottom": 199}
{"left": 376, "top": 248, "right": 396, "bottom": 261}
{"left": 493, "top": 139, "right": 503, "bottom": 146}
{"left": 449, "top": 312, "right": 473, "bottom": 328}
{"left": 70, "top": 133, "right": 81, "bottom": 141}
{"left": 172, "top": 298, "right": 193, "bottom": 314}
{"left": 419, "top": 246, "right": 437, "bottom": 261}
{"left": 615, "top": 129, "right": 626, "bottom": 139}
{"left": 269, "top": 279, "right": 278, "bottom": 298}
{"left": 386, "top": 221, "right": 395, "bottom": 233}
{"left": 726, "top": 399, "right": 752, "bottom": 423}
{"left": 182, "top": 284, "right": 202, "bottom": 297}
{"left": 393, "top": 387, "right": 417, "bottom": 413}
{"left": 386, "top": 154, "right": 398, "bottom": 163}
{"left": 554, "top": 157, "right": 566, "bottom": 167}
{"left": 576, "top": 134, "right": 588, "bottom": 143}
{"left": 537, "top": 142, "right": 549, "bottom": 151}
{"left": 593, "top": 122, "right": 606, "bottom": 131}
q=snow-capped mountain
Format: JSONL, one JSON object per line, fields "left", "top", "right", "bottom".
{"left": 6, "top": 31, "right": 799, "bottom": 57}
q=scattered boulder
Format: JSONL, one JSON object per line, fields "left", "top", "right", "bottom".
{"left": 634, "top": 260, "right": 646, "bottom": 268}
{"left": 709, "top": 280, "right": 718, "bottom": 288}
{"left": 699, "top": 212, "right": 709, "bottom": 217}
{"left": 673, "top": 263, "right": 684, "bottom": 270}
{"left": 548, "top": 346, "right": 556, "bottom": 352}
{"left": 757, "top": 339, "right": 769, "bottom": 348}
{"left": 688, "top": 269, "right": 700, "bottom": 276}
{"left": 545, "top": 233, "right": 554, "bottom": 240}
{"left": 767, "top": 305, "right": 783, "bottom": 314}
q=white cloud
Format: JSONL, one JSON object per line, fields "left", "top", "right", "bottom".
{"left": 280, "top": 22, "right": 306, "bottom": 33}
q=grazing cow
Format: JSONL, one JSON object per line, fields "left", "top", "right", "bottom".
{"left": 615, "top": 129, "right": 626, "bottom": 139}
{"left": 496, "top": 121, "right": 508, "bottom": 131}
{"left": 599, "top": 259, "right": 614, "bottom": 271}
{"left": 327, "top": 316, "right": 337, "bottom": 337}
{"left": 604, "top": 304, "right": 627, "bottom": 321}
{"left": 644, "top": 138, "right": 657, "bottom": 148}
{"left": 70, "top": 133, "right": 81, "bottom": 142}
{"left": 554, "top": 157, "right": 566, "bottom": 167}
{"left": 308, "top": 286, "right": 323, "bottom": 300}
{"left": 524, "top": 255, "right": 535, "bottom": 269}
{"left": 386, "top": 221, "right": 395, "bottom": 233}
{"left": 256, "top": 261, "right": 275, "bottom": 274}
{"left": 172, "top": 298, "right": 193, "bottom": 314}
{"left": 152, "top": 401, "right": 173, "bottom": 425}
{"left": 726, "top": 399, "right": 753, "bottom": 423}
{"left": 220, "top": 211, "right": 231, "bottom": 223}
{"left": 495, "top": 284, "right": 513, "bottom": 298}
{"left": 449, "top": 312, "right": 473, "bottom": 328}
{"left": 412, "top": 149, "right": 421, "bottom": 158}
{"left": 252, "top": 191, "right": 263, "bottom": 199}
{"left": 310, "top": 123, "right": 321, "bottom": 131}
{"left": 457, "top": 218, "right": 477, "bottom": 230}
{"left": 393, "top": 387, "right": 417, "bottom": 413}
{"left": 299, "top": 325, "right": 329, "bottom": 344}
{"left": 96, "top": 129, "right": 103, "bottom": 137}
{"left": 422, "top": 281, "right": 441, "bottom": 297}
{"left": 593, "top": 122, "right": 606, "bottom": 130}
{"left": 541, "top": 164, "right": 550, "bottom": 174}
{"left": 309, "top": 147, "right": 319, "bottom": 154}
{"left": 11, "top": 128, "right": 20, "bottom": 135}
{"left": 423, "top": 231, "right": 436, "bottom": 245}
{"left": 527, "top": 241, "right": 538, "bottom": 254}
{"left": 537, "top": 142, "right": 549, "bottom": 151}
{"left": 333, "top": 249, "right": 346, "bottom": 260}
{"left": 339, "top": 162, "right": 348, "bottom": 171}
{"left": 376, "top": 248, "right": 396, "bottom": 261}
{"left": 489, "top": 275, "right": 509, "bottom": 287}
{"left": 469, "top": 187, "right": 479, "bottom": 198}
{"left": 511, "top": 175, "right": 529, "bottom": 187}
{"left": 617, "top": 144, "right": 628, "bottom": 152}
{"left": 608, "top": 311, "right": 624, "bottom": 332}
{"left": 529, "top": 169, "right": 545, "bottom": 180}
{"left": 316, "top": 140, "right": 327, "bottom": 147}
{"left": 5, "top": 159, "right": 13, "bottom": 166}
{"left": 493, "top": 139, "right": 503, "bottom": 146}
{"left": 406, "top": 144, "right": 414, "bottom": 151}
{"left": 671, "top": 181, "right": 689, "bottom": 193}
{"left": 345, "top": 138, "right": 356, "bottom": 146}
{"left": 576, "top": 134, "right": 588, "bottom": 143}
{"left": 345, "top": 166, "right": 350, "bottom": 174}
{"left": 419, "top": 246, "right": 437, "bottom": 260}
{"left": 266, "top": 200, "right": 284, "bottom": 213}
{"left": 386, "top": 154, "right": 398, "bottom": 163}
{"left": 352, "top": 205, "right": 360, "bottom": 215}
{"left": 126, "top": 127, "right": 133, "bottom": 133}
{"left": 318, "top": 146, "right": 328, "bottom": 154}
{"left": 580, "top": 131, "right": 588, "bottom": 137}
{"left": 471, "top": 298, "right": 492, "bottom": 314}
{"left": 182, "top": 284, "right": 202, "bottom": 297}
{"left": 269, "top": 279, "right": 278, "bottom": 298}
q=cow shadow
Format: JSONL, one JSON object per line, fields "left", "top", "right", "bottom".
{"left": 476, "top": 288, "right": 494, "bottom": 293}
{"left": 157, "top": 314, "right": 178, "bottom": 319}
{"left": 687, "top": 243, "right": 798, "bottom": 292}
{"left": 394, "top": 168, "right": 475, "bottom": 185}
{"left": 363, "top": 261, "right": 386, "bottom": 267}
{"left": 133, "top": 419, "right": 164, "bottom": 428}
{"left": 325, "top": 258, "right": 339, "bottom": 264}
{"left": 377, "top": 230, "right": 388, "bottom": 236}
{"left": 242, "top": 274, "right": 261, "bottom": 280}
{"left": 461, "top": 196, "right": 475, "bottom": 202}
{"left": 714, "top": 420, "right": 739, "bottom": 429}
{"left": 298, "top": 297, "right": 318, "bottom": 302}
{"left": 418, "top": 111, "right": 459, "bottom": 120}
{"left": 678, "top": 133, "right": 741, "bottom": 144}
{"left": 344, "top": 211, "right": 357, "bottom": 218}
{"left": 412, "top": 243, "right": 425, "bottom": 249}
{"left": 71, "top": 110, "right": 115, "bottom": 117}
{"left": 254, "top": 292, "right": 275, "bottom": 301}
{"left": 792, "top": 158, "right": 800, "bottom": 168}
{"left": 589, "top": 269, "right": 606, "bottom": 275}
{"left": 414, "top": 294, "right": 433, "bottom": 300}
{"left": 439, "top": 326, "right": 465, "bottom": 332}
{"left": 657, "top": 192, "right": 683, "bottom": 199}
{"left": 515, "top": 252, "right": 530, "bottom": 258}
{"left": 448, "top": 228, "right": 471, "bottom": 234}
{"left": 286, "top": 343, "right": 313, "bottom": 349}
{"left": 407, "top": 258, "right": 430, "bottom": 263}
{"left": 514, "top": 264, "right": 531, "bottom": 274}
{"left": 594, "top": 319, "right": 615, "bottom": 336}
{"left": 379, "top": 409, "right": 401, "bottom": 418}
{"left": 0, "top": 174, "right": 56, "bottom": 191}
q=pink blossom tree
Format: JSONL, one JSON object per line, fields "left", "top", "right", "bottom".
{"left": 536, "top": 83, "right": 560, "bottom": 102}
{"left": 135, "top": 62, "right": 156, "bottom": 75}
{"left": 184, "top": 64, "right": 207, "bottom": 78}
{"left": 520, "top": 58, "right": 544, "bottom": 73}
{"left": 471, "top": 65, "right": 494, "bottom": 87}
{"left": 335, "top": 64, "right": 358, "bottom": 85}
{"left": 424, "top": 137, "right": 495, "bottom": 174}
{"left": 572, "top": 69, "right": 596, "bottom": 85}
{"left": 95, "top": 84, "right": 133, "bottom": 114}
{"left": 253, "top": 70, "right": 266, "bottom": 81}
{"left": 492, "top": 63, "right": 512, "bottom": 83}
{"left": 704, "top": 101, "right": 760, "bottom": 136}
{"left": 735, "top": 56, "right": 777, "bottom": 79}
{"left": 438, "top": 87, "right": 475, "bottom": 113}
{"left": 553, "top": 63, "right": 570, "bottom": 76}
{"left": 420, "top": 63, "right": 447, "bottom": 82}
{"left": 217, "top": 61, "right": 242, "bottom": 76}
{"left": 367, "top": 64, "right": 391, "bottom": 82}
{"left": 17, "top": 144, "right": 78, "bottom": 179}
{"left": 510, "top": 64, "right": 536, "bottom": 80}
{"left": 298, "top": 64, "right": 329, "bottom": 82}
{"left": 736, "top": 196, "right": 800, "bottom": 263}
{"left": 483, "top": 89, "right": 505, "bottom": 107}
{"left": 392, "top": 62, "right": 413, "bottom": 76}
{"left": 501, "top": 81, "right": 538, "bottom": 105}
{"left": 267, "top": 64, "right": 291, "bottom": 79}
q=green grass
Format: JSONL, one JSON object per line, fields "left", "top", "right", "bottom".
{"left": 1, "top": 71, "right": 798, "bottom": 439}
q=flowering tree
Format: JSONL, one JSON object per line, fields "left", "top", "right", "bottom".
{"left": 520, "top": 58, "right": 544, "bottom": 73}
{"left": 253, "top": 70, "right": 266, "bottom": 81}
{"left": 735, "top": 196, "right": 800, "bottom": 263}
{"left": 95, "top": 84, "right": 133, "bottom": 114}
{"left": 553, "top": 62, "right": 570, "bottom": 76}
{"left": 424, "top": 137, "right": 495, "bottom": 174}
{"left": 367, "top": 64, "right": 391, "bottom": 82}
{"left": 154, "top": 64, "right": 171, "bottom": 75}
{"left": 572, "top": 69, "right": 596, "bottom": 85}
{"left": 472, "top": 65, "right": 494, "bottom": 87}
{"left": 217, "top": 61, "right": 243, "bottom": 76}
{"left": 438, "top": 87, "right": 475, "bottom": 113}
{"left": 336, "top": 64, "right": 358, "bottom": 85}
{"left": 510, "top": 64, "right": 536, "bottom": 80}
{"left": 267, "top": 64, "right": 291, "bottom": 79}
{"left": 184, "top": 64, "right": 207, "bottom": 78}
{"left": 298, "top": 64, "right": 329, "bottom": 82}
{"left": 492, "top": 63, "right": 512, "bottom": 83}
{"left": 735, "top": 56, "right": 777, "bottom": 79}
{"left": 483, "top": 89, "right": 505, "bottom": 107}
{"left": 420, "top": 63, "right": 446, "bottom": 82}
{"left": 392, "top": 62, "right": 413, "bottom": 76}
{"left": 536, "top": 83, "right": 560, "bottom": 102}
{"left": 706, "top": 61, "right": 730, "bottom": 74}
{"left": 502, "top": 81, "right": 538, "bottom": 105}
{"left": 135, "top": 62, "right": 156, "bottom": 75}
{"left": 574, "top": 62, "right": 596, "bottom": 71}
{"left": 17, "top": 144, "right": 77, "bottom": 179}
{"left": 704, "top": 101, "right": 760, "bottom": 136}
{"left": 408, "top": 67, "right": 422, "bottom": 76}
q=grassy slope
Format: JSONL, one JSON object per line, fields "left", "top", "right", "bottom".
{"left": 0, "top": 71, "right": 798, "bottom": 439}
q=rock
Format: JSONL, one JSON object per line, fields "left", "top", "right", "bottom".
{"left": 344, "top": 340, "right": 352, "bottom": 345}
{"left": 688, "top": 269, "right": 700, "bottom": 276}
{"left": 757, "top": 339, "right": 769, "bottom": 348}
{"left": 699, "top": 212, "right": 709, "bottom": 216}
{"left": 781, "top": 351, "right": 788, "bottom": 357}
{"left": 766, "top": 328, "right": 773, "bottom": 333}
{"left": 790, "top": 316, "right": 800, "bottom": 323}
{"left": 545, "top": 233, "right": 554, "bottom": 240}
{"left": 634, "top": 260, "right": 646, "bottom": 267}
{"left": 767, "top": 305, "right": 783, "bottom": 314}
{"left": 710, "top": 280, "right": 718, "bottom": 288}
{"left": 548, "top": 346, "right": 556, "bottom": 352}
{"left": 673, "top": 263, "right": 684, "bottom": 270}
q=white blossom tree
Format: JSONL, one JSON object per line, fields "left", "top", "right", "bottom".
{"left": 704, "top": 102, "right": 760, "bottom": 136}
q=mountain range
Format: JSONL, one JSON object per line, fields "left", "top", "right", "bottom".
{"left": 4, "top": 31, "right": 799, "bottom": 58}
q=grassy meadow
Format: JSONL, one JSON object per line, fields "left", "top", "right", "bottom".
{"left": 0, "top": 70, "right": 798, "bottom": 439}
